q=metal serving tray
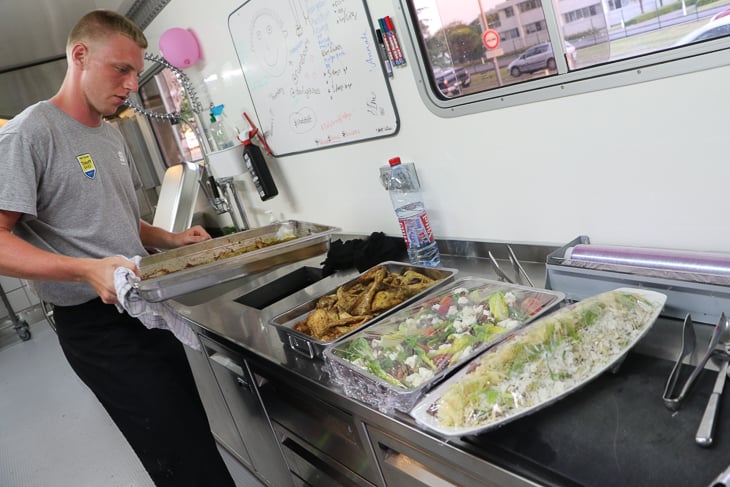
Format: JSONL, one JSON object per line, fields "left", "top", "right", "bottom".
{"left": 136, "top": 220, "right": 339, "bottom": 302}
{"left": 323, "top": 278, "right": 565, "bottom": 414}
{"left": 410, "top": 288, "right": 666, "bottom": 437}
{"left": 269, "top": 262, "right": 458, "bottom": 359}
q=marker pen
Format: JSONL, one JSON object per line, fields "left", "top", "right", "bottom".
{"left": 381, "top": 17, "right": 402, "bottom": 66}
{"left": 385, "top": 16, "right": 406, "bottom": 66}
{"left": 378, "top": 18, "right": 397, "bottom": 65}
{"left": 376, "top": 29, "right": 393, "bottom": 77}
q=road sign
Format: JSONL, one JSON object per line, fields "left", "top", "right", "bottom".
{"left": 486, "top": 48, "right": 504, "bottom": 59}
{"left": 482, "top": 29, "right": 500, "bottom": 50}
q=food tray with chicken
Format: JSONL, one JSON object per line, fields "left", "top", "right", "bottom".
{"left": 269, "top": 262, "right": 457, "bottom": 359}
{"left": 323, "top": 278, "right": 565, "bottom": 413}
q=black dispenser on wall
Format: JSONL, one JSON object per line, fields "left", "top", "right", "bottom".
{"left": 241, "top": 129, "right": 278, "bottom": 201}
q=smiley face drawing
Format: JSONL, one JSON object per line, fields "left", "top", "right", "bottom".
{"left": 250, "top": 9, "right": 288, "bottom": 77}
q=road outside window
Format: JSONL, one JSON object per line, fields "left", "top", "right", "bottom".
{"left": 408, "top": 0, "right": 730, "bottom": 103}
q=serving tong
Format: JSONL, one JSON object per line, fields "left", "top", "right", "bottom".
{"left": 663, "top": 313, "right": 730, "bottom": 446}
{"left": 488, "top": 245, "right": 535, "bottom": 287}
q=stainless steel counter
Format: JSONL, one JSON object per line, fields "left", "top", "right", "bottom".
{"left": 172, "top": 238, "right": 730, "bottom": 487}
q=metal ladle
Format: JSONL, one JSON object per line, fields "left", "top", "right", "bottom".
{"left": 696, "top": 313, "right": 730, "bottom": 447}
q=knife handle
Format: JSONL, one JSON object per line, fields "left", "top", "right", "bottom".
{"left": 696, "top": 392, "right": 721, "bottom": 447}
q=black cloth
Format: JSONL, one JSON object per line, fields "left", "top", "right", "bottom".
{"left": 53, "top": 298, "right": 235, "bottom": 487}
{"left": 321, "top": 231, "right": 406, "bottom": 276}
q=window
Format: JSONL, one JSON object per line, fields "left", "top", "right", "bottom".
{"left": 525, "top": 20, "right": 547, "bottom": 33}
{"left": 518, "top": 0, "right": 541, "bottom": 13}
{"left": 487, "top": 13, "right": 502, "bottom": 27}
{"left": 402, "top": 0, "right": 730, "bottom": 115}
{"left": 564, "top": 5, "right": 602, "bottom": 23}
{"left": 501, "top": 27, "right": 522, "bottom": 39}
{"left": 137, "top": 68, "right": 203, "bottom": 166}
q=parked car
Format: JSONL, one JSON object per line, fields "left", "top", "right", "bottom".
{"left": 711, "top": 6, "right": 730, "bottom": 21}
{"left": 508, "top": 42, "right": 577, "bottom": 78}
{"left": 673, "top": 14, "right": 730, "bottom": 46}
{"left": 433, "top": 66, "right": 472, "bottom": 96}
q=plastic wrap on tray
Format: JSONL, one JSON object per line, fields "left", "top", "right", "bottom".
{"left": 410, "top": 288, "right": 666, "bottom": 437}
{"left": 269, "top": 262, "right": 458, "bottom": 358}
{"left": 563, "top": 243, "right": 730, "bottom": 286}
{"left": 323, "top": 278, "right": 565, "bottom": 414}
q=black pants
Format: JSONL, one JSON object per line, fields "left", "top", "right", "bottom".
{"left": 53, "top": 298, "right": 235, "bottom": 487}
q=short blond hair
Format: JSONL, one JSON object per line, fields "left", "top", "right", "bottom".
{"left": 68, "top": 10, "right": 148, "bottom": 51}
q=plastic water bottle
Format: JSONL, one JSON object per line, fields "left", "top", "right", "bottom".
{"left": 209, "top": 104, "right": 235, "bottom": 150}
{"left": 387, "top": 157, "right": 441, "bottom": 267}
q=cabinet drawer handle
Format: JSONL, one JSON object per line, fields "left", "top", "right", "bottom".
{"left": 236, "top": 376, "right": 252, "bottom": 391}
{"left": 382, "top": 446, "right": 457, "bottom": 487}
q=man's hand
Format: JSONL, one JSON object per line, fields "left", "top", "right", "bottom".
{"left": 140, "top": 221, "right": 212, "bottom": 250}
{"left": 80, "top": 256, "right": 138, "bottom": 305}
{"left": 1, "top": 211, "right": 138, "bottom": 305}
{"left": 170, "top": 225, "right": 212, "bottom": 247}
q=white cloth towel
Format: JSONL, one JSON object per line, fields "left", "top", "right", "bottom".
{"left": 114, "top": 256, "right": 201, "bottom": 350}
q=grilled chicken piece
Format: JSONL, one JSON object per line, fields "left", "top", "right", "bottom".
{"left": 306, "top": 308, "right": 341, "bottom": 338}
{"left": 371, "top": 289, "right": 408, "bottom": 313}
{"left": 336, "top": 283, "right": 360, "bottom": 314}
{"left": 350, "top": 267, "right": 387, "bottom": 316}
{"left": 356, "top": 264, "right": 388, "bottom": 283}
{"left": 402, "top": 270, "right": 436, "bottom": 291}
{"left": 315, "top": 294, "right": 338, "bottom": 309}
{"left": 307, "top": 313, "right": 371, "bottom": 341}
{"left": 336, "top": 266, "right": 387, "bottom": 315}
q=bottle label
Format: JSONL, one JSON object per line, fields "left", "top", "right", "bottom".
{"left": 398, "top": 211, "right": 435, "bottom": 250}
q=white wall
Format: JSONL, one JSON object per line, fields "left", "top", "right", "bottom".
{"left": 146, "top": 0, "right": 729, "bottom": 252}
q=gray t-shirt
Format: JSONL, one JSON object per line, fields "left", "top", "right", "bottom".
{"left": 0, "top": 101, "right": 148, "bottom": 306}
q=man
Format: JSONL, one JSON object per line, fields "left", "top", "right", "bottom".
{"left": 0, "top": 10, "right": 235, "bottom": 486}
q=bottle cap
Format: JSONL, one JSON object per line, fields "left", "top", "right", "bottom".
{"left": 210, "top": 104, "right": 225, "bottom": 117}
{"left": 237, "top": 129, "right": 252, "bottom": 146}
{"left": 388, "top": 157, "right": 401, "bottom": 167}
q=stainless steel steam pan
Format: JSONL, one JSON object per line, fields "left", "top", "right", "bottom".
{"left": 136, "top": 220, "right": 339, "bottom": 302}
{"left": 269, "top": 262, "right": 458, "bottom": 359}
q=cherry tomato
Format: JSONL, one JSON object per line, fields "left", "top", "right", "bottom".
{"left": 437, "top": 295, "right": 453, "bottom": 316}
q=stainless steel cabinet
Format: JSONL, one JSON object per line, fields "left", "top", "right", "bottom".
{"left": 199, "top": 335, "right": 293, "bottom": 487}
{"left": 367, "top": 426, "right": 518, "bottom": 487}
{"left": 183, "top": 344, "right": 250, "bottom": 463}
{"left": 259, "top": 378, "right": 383, "bottom": 486}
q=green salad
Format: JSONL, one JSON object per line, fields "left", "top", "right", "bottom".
{"left": 332, "top": 282, "right": 560, "bottom": 390}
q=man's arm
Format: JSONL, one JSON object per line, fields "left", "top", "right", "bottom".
{"left": 0, "top": 209, "right": 135, "bottom": 304}
{"left": 139, "top": 220, "right": 211, "bottom": 250}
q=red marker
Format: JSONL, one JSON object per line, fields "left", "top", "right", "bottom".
{"left": 385, "top": 16, "right": 405, "bottom": 66}
{"left": 378, "top": 18, "right": 397, "bottom": 65}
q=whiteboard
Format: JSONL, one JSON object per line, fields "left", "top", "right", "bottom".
{"left": 228, "top": 0, "right": 399, "bottom": 156}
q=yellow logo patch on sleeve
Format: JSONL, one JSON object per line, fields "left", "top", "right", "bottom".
{"left": 77, "top": 154, "right": 96, "bottom": 179}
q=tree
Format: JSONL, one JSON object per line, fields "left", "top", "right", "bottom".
{"left": 441, "top": 22, "right": 484, "bottom": 64}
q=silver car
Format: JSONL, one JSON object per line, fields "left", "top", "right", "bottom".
{"left": 673, "top": 14, "right": 730, "bottom": 47}
{"left": 508, "top": 42, "right": 577, "bottom": 77}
